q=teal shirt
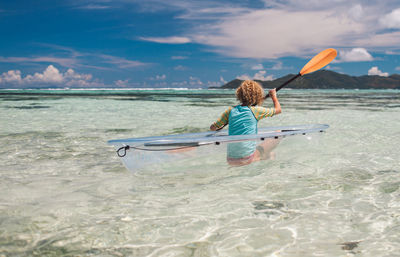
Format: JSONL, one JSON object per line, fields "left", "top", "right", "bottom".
{"left": 227, "top": 106, "right": 258, "bottom": 158}
{"left": 228, "top": 105, "right": 258, "bottom": 135}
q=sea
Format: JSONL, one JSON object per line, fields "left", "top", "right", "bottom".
{"left": 0, "top": 88, "right": 399, "bottom": 257}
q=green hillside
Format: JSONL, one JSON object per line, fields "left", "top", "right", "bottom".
{"left": 217, "top": 70, "right": 400, "bottom": 89}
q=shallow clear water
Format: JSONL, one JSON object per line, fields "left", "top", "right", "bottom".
{"left": 0, "top": 89, "right": 399, "bottom": 256}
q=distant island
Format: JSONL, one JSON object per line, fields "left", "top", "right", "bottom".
{"left": 215, "top": 70, "right": 400, "bottom": 89}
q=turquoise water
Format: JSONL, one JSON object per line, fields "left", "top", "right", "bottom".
{"left": 0, "top": 89, "right": 399, "bottom": 256}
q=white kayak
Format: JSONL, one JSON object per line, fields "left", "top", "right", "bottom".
{"left": 108, "top": 124, "right": 329, "bottom": 172}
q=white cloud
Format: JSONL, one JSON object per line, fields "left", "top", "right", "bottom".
{"left": 150, "top": 74, "right": 166, "bottom": 80}
{"left": 326, "top": 65, "right": 342, "bottom": 71}
{"left": 206, "top": 81, "right": 221, "bottom": 87}
{"left": 171, "top": 56, "right": 188, "bottom": 60}
{"left": 0, "top": 48, "right": 148, "bottom": 71}
{"left": 338, "top": 48, "right": 373, "bottom": 62}
{"left": 0, "top": 65, "right": 98, "bottom": 88}
{"left": 254, "top": 70, "right": 274, "bottom": 81}
{"left": 380, "top": 8, "right": 400, "bottom": 29}
{"left": 261, "top": 0, "right": 350, "bottom": 10}
{"left": 24, "top": 65, "right": 64, "bottom": 83}
{"left": 354, "top": 31, "right": 400, "bottom": 48}
{"left": 0, "top": 56, "right": 78, "bottom": 67}
{"left": 99, "top": 54, "right": 148, "bottom": 68}
{"left": 171, "top": 81, "right": 188, "bottom": 87}
{"left": 174, "top": 65, "right": 187, "bottom": 71}
{"left": 271, "top": 61, "right": 283, "bottom": 70}
{"left": 396, "top": 66, "right": 400, "bottom": 71}
{"left": 171, "top": 77, "right": 205, "bottom": 88}
{"left": 189, "top": 76, "right": 203, "bottom": 85}
{"left": 139, "top": 36, "right": 191, "bottom": 44}
{"left": 78, "top": 4, "right": 111, "bottom": 10}
{"left": 203, "top": 76, "right": 227, "bottom": 87}
{"left": 157, "top": 74, "right": 166, "bottom": 80}
{"left": 64, "top": 68, "right": 92, "bottom": 80}
{"left": 174, "top": 65, "right": 188, "bottom": 71}
{"left": 237, "top": 70, "right": 274, "bottom": 81}
{"left": 368, "top": 66, "right": 389, "bottom": 77}
{"left": 348, "top": 4, "right": 363, "bottom": 21}
{"left": 153, "top": 82, "right": 168, "bottom": 88}
{"left": 251, "top": 64, "right": 264, "bottom": 70}
{"left": 191, "top": 8, "right": 365, "bottom": 58}
{"left": 114, "top": 79, "right": 129, "bottom": 87}
{"left": 114, "top": 79, "right": 143, "bottom": 88}
{"left": 220, "top": 76, "right": 227, "bottom": 84}
{"left": 0, "top": 70, "right": 22, "bottom": 84}
{"left": 176, "top": 6, "right": 251, "bottom": 20}
{"left": 236, "top": 74, "right": 251, "bottom": 80}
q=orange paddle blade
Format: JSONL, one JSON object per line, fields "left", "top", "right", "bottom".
{"left": 300, "top": 48, "right": 337, "bottom": 75}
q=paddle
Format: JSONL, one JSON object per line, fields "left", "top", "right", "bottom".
{"left": 265, "top": 48, "right": 337, "bottom": 98}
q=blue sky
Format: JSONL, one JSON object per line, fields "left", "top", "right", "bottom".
{"left": 1, "top": 0, "right": 400, "bottom": 88}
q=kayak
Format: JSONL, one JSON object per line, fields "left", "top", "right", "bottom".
{"left": 108, "top": 124, "right": 329, "bottom": 172}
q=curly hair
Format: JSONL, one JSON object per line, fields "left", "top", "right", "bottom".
{"left": 236, "top": 80, "right": 265, "bottom": 106}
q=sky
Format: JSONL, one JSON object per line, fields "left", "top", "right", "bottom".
{"left": 0, "top": 0, "right": 400, "bottom": 88}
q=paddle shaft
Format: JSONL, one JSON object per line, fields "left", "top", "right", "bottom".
{"left": 265, "top": 73, "right": 301, "bottom": 99}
